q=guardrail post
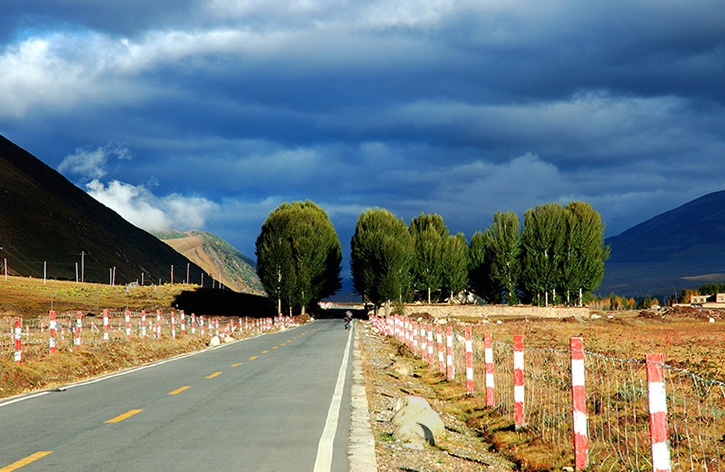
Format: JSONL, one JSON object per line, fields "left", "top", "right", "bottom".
{"left": 484, "top": 333, "right": 494, "bottom": 407}
{"left": 646, "top": 353, "right": 672, "bottom": 472}
{"left": 49, "top": 311, "right": 57, "bottom": 354}
{"left": 570, "top": 337, "right": 588, "bottom": 469}
{"left": 514, "top": 335, "right": 524, "bottom": 430}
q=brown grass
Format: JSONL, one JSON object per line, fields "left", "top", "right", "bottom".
{"left": 0, "top": 275, "right": 191, "bottom": 317}
{"left": 0, "top": 336, "right": 209, "bottom": 398}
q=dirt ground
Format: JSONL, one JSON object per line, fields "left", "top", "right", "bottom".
{"left": 359, "top": 322, "right": 515, "bottom": 472}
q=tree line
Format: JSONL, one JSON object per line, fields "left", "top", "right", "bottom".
{"left": 255, "top": 200, "right": 609, "bottom": 315}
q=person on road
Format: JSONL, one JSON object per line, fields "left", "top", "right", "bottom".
{"left": 344, "top": 311, "right": 352, "bottom": 329}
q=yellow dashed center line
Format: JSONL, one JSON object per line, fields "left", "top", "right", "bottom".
{"left": 261, "top": 350, "right": 269, "bottom": 354}
{"left": 105, "top": 409, "right": 143, "bottom": 423}
{"left": 169, "top": 386, "right": 190, "bottom": 395}
{"left": 272, "top": 346, "right": 278, "bottom": 349}
{"left": 249, "top": 355, "right": 258, "bottom": 360}
{"left": 231, "top": 362, "right": 243, "bottom": 367}
{"left": 0, "top": 451, "right": 53, "bottom": 471}
{"left": 206, "top": 372, "right": 222, "bottom": 379}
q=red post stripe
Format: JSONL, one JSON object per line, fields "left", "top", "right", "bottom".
{"left": 427, "top": 323, "right": 434, "bottom": 365}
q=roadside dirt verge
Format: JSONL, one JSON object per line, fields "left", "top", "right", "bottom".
{"left": 359, "top": 321, "right": 514, "bottom": 472}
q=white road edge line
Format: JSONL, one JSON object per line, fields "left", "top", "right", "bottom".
{"left": 313, "top": 321, "right": 353, "bottom": 472}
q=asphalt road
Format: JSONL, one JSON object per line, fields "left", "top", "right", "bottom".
{"left": 0, "top": 319, "right": 354, "bottom": 471}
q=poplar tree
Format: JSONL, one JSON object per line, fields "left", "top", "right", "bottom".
{"left": 560, "top": 201, "right": 610, "bottom": 305}
{"left": 520, "top": 203, "right": 565, "bottom": 305}
{"left": 484, "top": 211, "right": 521, "bottom": 305}
{"left": 351, "top": 209, "right": 413, "bottom": 308}
{"left": 256, "top": 201, "right": 342, "bottom": 315}
{"left": 409, "top": 213, "right": 449, "bottom": 303}
{"left": 441, "top": 232, "right": 469, "bottom": 300}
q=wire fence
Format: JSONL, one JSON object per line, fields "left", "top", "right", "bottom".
{"left": 371, "top": 314, "right": 725, "bottom": 471}
{"left": 1, "top": 311, "right": 294, "bottom": 362}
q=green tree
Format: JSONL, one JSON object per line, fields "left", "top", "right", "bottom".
{"left": 520, "top": 203, "right": 564, "bottom": 306}
{"left": 351, "top": 209, "right": 414, "bottom": 309}
{"left": 256, "top": 201, "right": 342, "bottom": 315}
{"left": 560, "top": 202, "right": 610, "bottom": 306}
{"left": 409, "top": 213, "right": 449, "bottom": 303}
{"left": 484, "top": 211, "right": 521, "bottom": 305}
{"left": 442, "top": 233, "right": 469, "bottom": 300}
{"left": 468, "top": 230, "right": 493, "bottom": 300}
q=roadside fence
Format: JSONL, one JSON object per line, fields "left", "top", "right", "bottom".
{"left": 1, "top": 311, "right": 295, "bottom": 364}
{"left": 370, "top": 314, "right": 725, "bottom": 471}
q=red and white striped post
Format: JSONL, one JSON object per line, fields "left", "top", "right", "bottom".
{"left": 181, "top": 310, "right": 186, "bottom": 336}
{"left": 192, "top": 313, "right": 196, "bottom": 334}
{"left": 420, "top": 323, "right": 428, "bottom": 364}
{"left": 14, "top": 317, "right": 22, "bottom": 364}
{"left": 484, "top": 333, "right": 495, "bottom": 407}
{"left": 200, "top": 315, "right": 205, "bottom": 337}
{"left": 514, "top": 335, "right": 525, "bottom": 430}
{"left": 171, "top": 311, "right": 176, "bottom": 339}
{"left": 156, "top": 310, "right": 161, "bottom": 338}
{"left": 436, "top": 325, "right": 444, "bottom": 374}
{"left": 141, "top": 310, "right": 147, "bottom": 339}
{"left": 465, "top": 327, "right": 474, "bottom": 394}
{"left": 646, "top": 353, "right": 672, "bottom": 472}
{"left": 570, "top": 337, "right": 588, "bottom": 469}
{"left": 49, "top": 311, "right": 57, "bottom": 354}
{"left": 74, "top": 312, "right": 82, "bottom": 347}
{"left": 103, "top": 309, "right": 109, "bottom": 343}
{"left": 125, "top": 309, "right": 132, "bottom": 340}
{"left": 446, "top": 325, "right": 454, "bottom": 381}
{"left": 427, "top": 323, "right": 434, "bottom": 366}
{"left": 413, "top": 321, "right": 418, "bottom": 356}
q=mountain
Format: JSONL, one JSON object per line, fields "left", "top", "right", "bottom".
{"left": 600, "top": 190, "right": 725, "bottom": 297}
{"left": 154, "top": 229, "right": 264, "bottom": 295}
{"left": 0, "top": 134, "right": 210, "bottom": 286}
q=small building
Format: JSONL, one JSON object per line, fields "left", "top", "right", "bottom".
{"left": 717, "top": 293, "right": 725, "bottom": 303}
{"left": 691, "top": 295, "right": 709, "bottom": 304}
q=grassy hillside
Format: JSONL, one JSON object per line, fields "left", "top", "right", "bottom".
{"left": 156, "top": 229, "right": 264, "bottom": 295}
{"left": 0, "top": 134, "right": 210, "bottom": 286}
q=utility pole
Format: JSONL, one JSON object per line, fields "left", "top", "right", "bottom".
{"left": 80, "top": 251, "right": 85, "bottom": 283}
{"left": 186, "top": 263, "right": 190, "bottom": 285}
{"left": 171, "top": 265, "right": 174, "bottom": 286}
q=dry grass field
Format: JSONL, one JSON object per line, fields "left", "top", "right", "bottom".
{"left": 372, "top": 306, "right": 725, "bottom": 471}
{"left": 0, "top": 276, "right": 279, "bottom": 400}
{"left": 0, "top": 275, "right": 191, "bottom": 317}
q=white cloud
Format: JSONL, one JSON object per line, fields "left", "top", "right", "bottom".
{"left": 58, "top": 144, "right": 131, "bottom": 180}
{"left": 86, "top": 179, "right": 218, "bottom": 232}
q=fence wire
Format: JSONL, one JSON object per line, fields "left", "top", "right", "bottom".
{"left": 1, "top": 312, "right": 290, "bottom": 361}
{"left": 383, "top": 316, "right": 725, "bottom": 471}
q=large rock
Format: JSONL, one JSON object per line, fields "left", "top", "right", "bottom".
{"left": 391, "top": 396, "right": 445, "bottom": 446}
{"left": 208, "top": 335, "right": 221, "bottom": 347}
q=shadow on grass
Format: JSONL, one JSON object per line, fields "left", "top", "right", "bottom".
{"left": 173, "top": 288, "right": 276, "bottom": 318}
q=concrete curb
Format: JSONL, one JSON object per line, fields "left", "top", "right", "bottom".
{"left": 348, "top": 324, "right": 378, "bottom": 472}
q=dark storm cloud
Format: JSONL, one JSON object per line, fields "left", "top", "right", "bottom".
{"left": 0, "top": 0, "right": 724, "bottom": 262}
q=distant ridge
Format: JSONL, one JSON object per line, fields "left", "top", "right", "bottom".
{"left": 155, "top": 229, "right": 264, "bottom": 295}
{"left": 600, "top": 190, "right": 725, "bottom": 297}
{"left": 0, "top": 134, "right": 210, "bottom": 286}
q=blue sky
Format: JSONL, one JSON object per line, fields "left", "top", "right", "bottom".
{"left": 1, "top": 0, "right": 724, "bottom": 283}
